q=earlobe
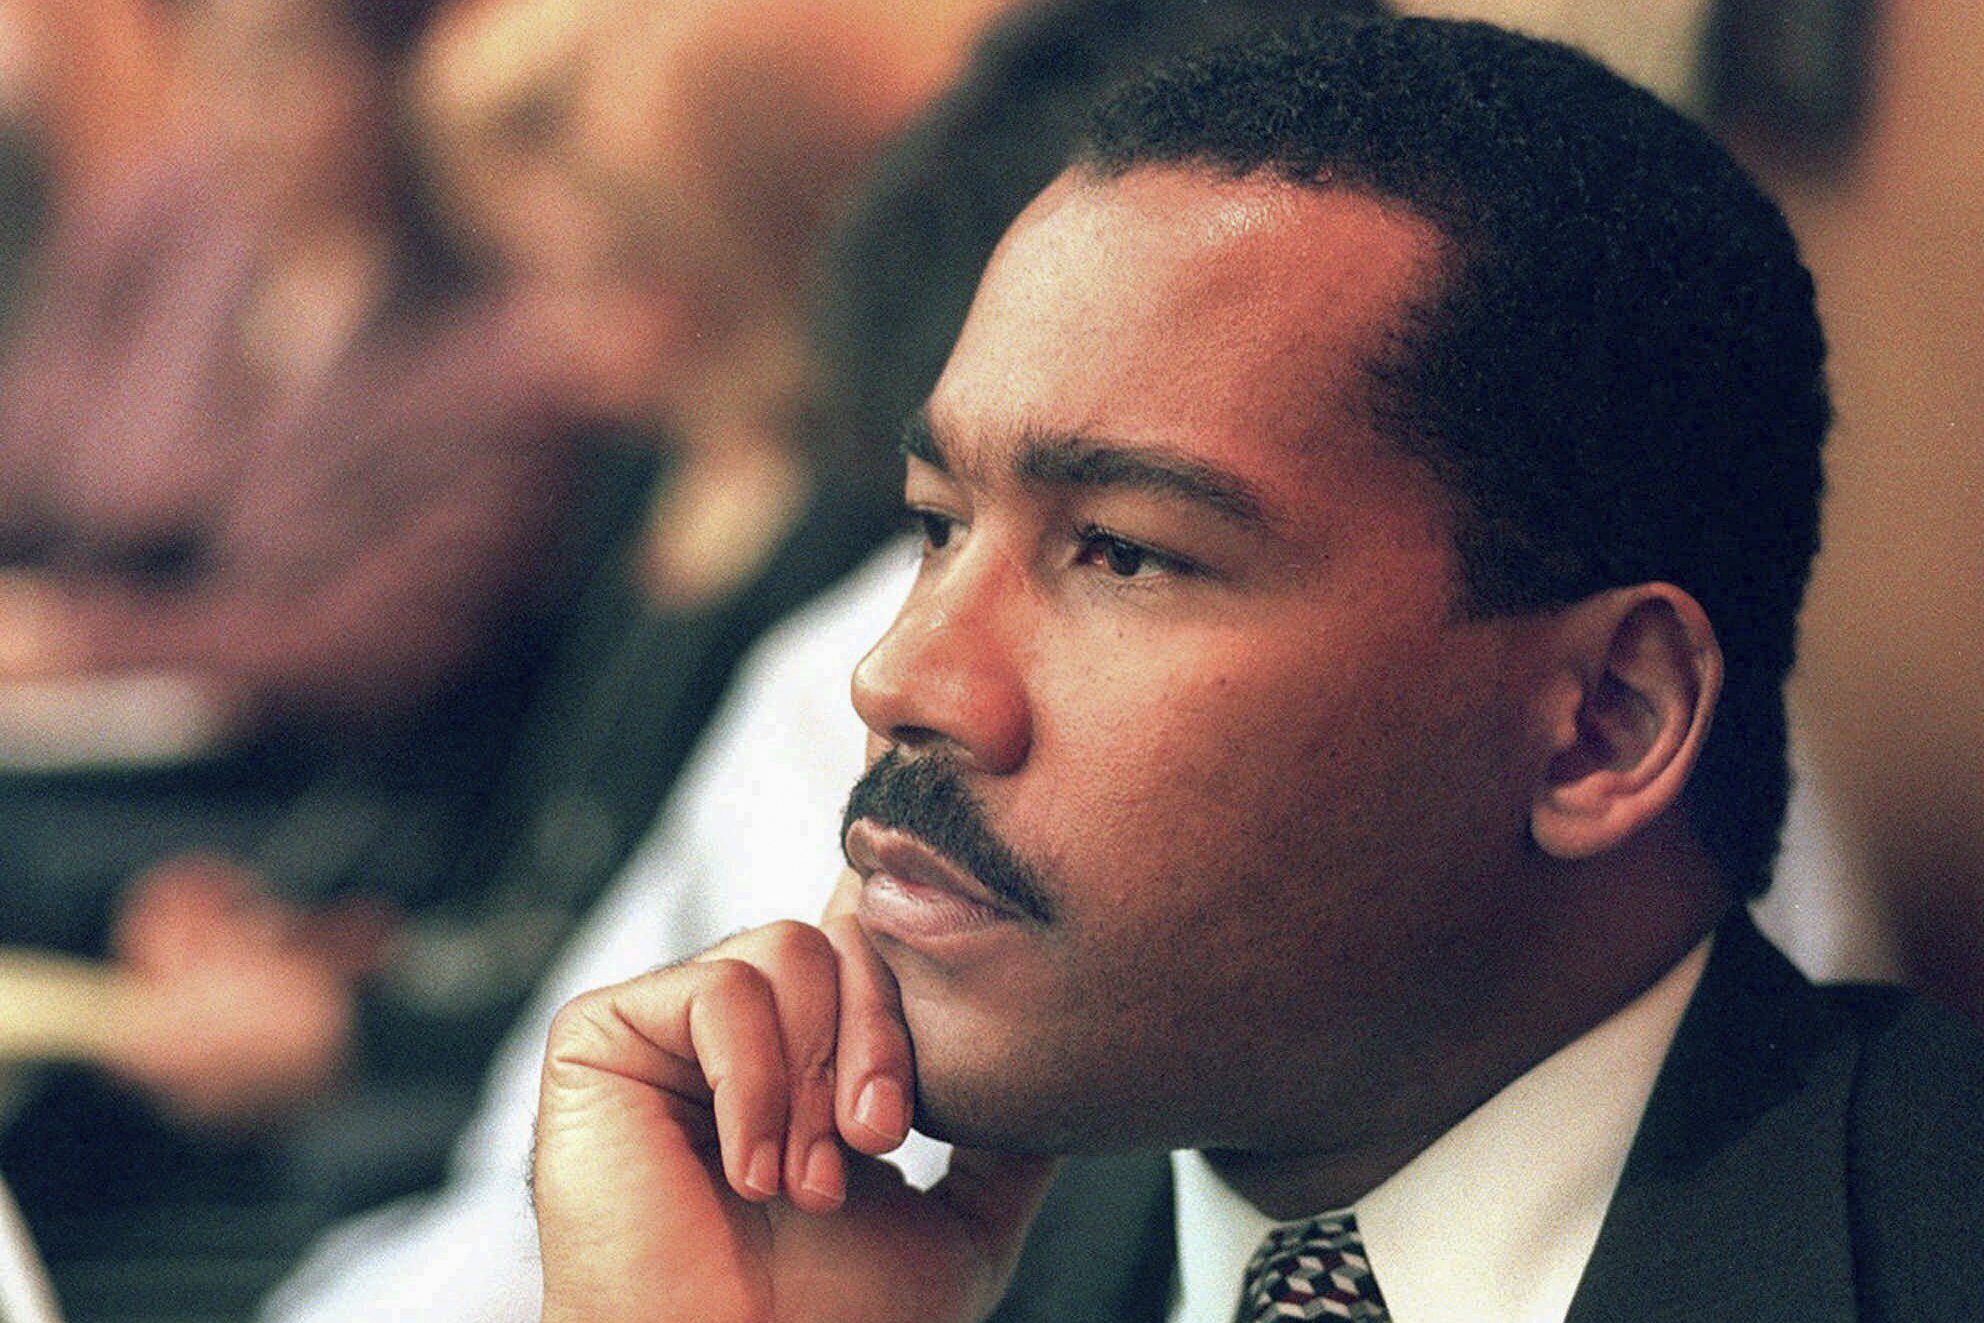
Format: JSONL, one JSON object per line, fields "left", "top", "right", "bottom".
{"left": 1530, "top": 585, "right": 1722, "bottom": 861}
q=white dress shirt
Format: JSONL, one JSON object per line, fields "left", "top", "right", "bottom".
{"left": 1168, "top": 937, "right": 1710, "bottom": 1323}
{"left": 0, "top": 1177, "right": 60, "bottom": 1323}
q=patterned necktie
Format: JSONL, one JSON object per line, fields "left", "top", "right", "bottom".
{"left": 1233, "top": 1211, "right": 1392, "bottom": 1322}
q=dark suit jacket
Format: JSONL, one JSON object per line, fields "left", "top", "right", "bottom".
{"left": 986, "top": 913, "right": 1984, "bottom": 1322}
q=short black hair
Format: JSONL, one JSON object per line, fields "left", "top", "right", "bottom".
{"left": 1078, "top": 16, "right": 1830, "bottom": 898}
{"left": 802, "top": 0, "right": 1382, "bottom": 513}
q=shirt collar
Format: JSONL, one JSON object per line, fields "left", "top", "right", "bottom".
{"left": 1168, "top": 936, "right": 1711, "bottom": 1323}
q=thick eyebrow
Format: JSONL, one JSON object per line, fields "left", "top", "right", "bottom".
{"left": 902, "top": 408, "right": 1278, "bottom": 534}
{"left": 900, "top": 408, "right": 947, "bottom": 470}
{"left": 1015, "top": 433, "right": 1275, "bottom": 533}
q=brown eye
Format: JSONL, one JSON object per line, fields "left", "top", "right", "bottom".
{"left": 1101, "top": 538, "right": 1145, "bottom": 577}
{"left": 915, "top": 510, "right": 955, "bottom": 550}
{"left": 1077, "top": 530, "right": 1150, "bottom": 577}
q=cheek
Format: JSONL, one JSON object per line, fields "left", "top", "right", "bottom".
{"left": 1020, "top": 619, "right": 1522, "bottom": 939}
{"left": 1010, "top": 642, "right": 1328, "bottom": 937}
{"left": 1017, "top": 653, "right": 1226, "bottom": 871}
{"left": 1030, "top": 625, "right": 1374, "bottom": 804}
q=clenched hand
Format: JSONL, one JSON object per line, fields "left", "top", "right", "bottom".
{"left": 531, "top": 913, "right": 1058, "bottom": 1323}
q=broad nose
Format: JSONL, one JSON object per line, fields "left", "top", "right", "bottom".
{"left": 852, "top": 550, "right": 1032, "bottom": 776}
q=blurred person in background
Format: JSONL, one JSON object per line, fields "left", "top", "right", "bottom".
{"left": 0, "top": 0, "right": 179, "bottom": 356}
{"left": 0, "top": 0, "right": 588, "bottom": 973}
{"left": 0, "top": 0, "right": 599, "bottom": 1313}
{"left": 0, "top": 0, "right": 175, "bottom": 228}
{"left": 2, "top": 0, "right": 1021, "bottom": 1319}
{"left": 227, "top": 0, "right": 1029, "bottom": 1202}
{"left": 0, "top": 3, "right": 45, "bottom": 333}
{"left": 0, "top": 0, "right": 577, "bottom": 750}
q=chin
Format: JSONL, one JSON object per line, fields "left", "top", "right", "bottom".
{"left": 896, "top": 987, "right": 1181, "bottom": 1154}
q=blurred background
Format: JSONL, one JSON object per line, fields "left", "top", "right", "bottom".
{"left": 0, "top": 0, "right": 1977, "bottom": 1320}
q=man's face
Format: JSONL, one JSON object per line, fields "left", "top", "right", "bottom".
{"left": 846, "top": 167, "right": 1565, "bottom": 1165}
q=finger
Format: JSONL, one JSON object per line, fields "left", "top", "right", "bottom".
{"left": 821, "top": 914, "right": 916, "bottom": 1155}
{"left": 702, "top": 922, "right": 847, "bottom": 1214}
{"left": 551, "top": 956, "right": 797, "bottom": 1203}
{"left": 539, "top": 964, "right": 769, "bottom": 1125}
{"left": 681, "top": 958, "right": 795, "bottom": 1202}
{"left": 534, "top": 965, "right": 787, "bottom": 1321}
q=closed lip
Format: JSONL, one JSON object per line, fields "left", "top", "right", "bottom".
{"left": 843, "top": 819, "right": 1025, "bottom": 924}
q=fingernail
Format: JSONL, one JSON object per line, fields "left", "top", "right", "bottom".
{"left": 855, "top": 1076, "right": 907, "bottom": 1141}
{"left": 745, "top": 1140, "right": 781, "bottom": 1198}
{"left": 801, "top": 1139, "right": 844, "bottom": 1204}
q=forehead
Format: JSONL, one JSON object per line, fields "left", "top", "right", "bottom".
{"left": 926, "top": 166, "right": 1445, "bottom": 500}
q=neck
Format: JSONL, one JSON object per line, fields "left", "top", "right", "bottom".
{"left": 1202, "top": 1140, "right": 1432, "bottom": 1223}
{"left": 636, "top": 318, "right": 815, "bottom": 609}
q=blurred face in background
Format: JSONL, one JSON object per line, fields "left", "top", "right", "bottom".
{"left": 411, "top": 0, "right": 996, "bottom": 423}
{"left": 411, "top": 0, "right": 662, "bottom": 418}
{"left": 0, "top": 4, "right": 35, "bottom": 122}
{"left": 175, "top": 0, "right": 387, "bottom": 218}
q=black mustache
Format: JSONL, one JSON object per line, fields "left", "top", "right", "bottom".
{"left": 841, "top": 750, "right": 1055, "bottom": 924}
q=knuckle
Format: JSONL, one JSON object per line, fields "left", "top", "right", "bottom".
{"left": 695, "top": 956, "right": 774, "bottom": 1006}
{"left": 544, "top": 988, "right": 611, "bottom": 1051}
{"left": 754, "top": 919, "right": 834, "bottom": 971}
{"left": 540, "top": 991, "right": 628, "bottom": 1085}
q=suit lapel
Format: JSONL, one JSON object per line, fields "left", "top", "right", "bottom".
{"left": 1565, "top": 913, "right": 1860, "bottom": 1323}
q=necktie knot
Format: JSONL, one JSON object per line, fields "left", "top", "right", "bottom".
{"left": 1234, "top": 1211, "right": 1391, "bottom": 1322}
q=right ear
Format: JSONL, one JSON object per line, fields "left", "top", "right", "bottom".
{"left": 1527, "top": 584, "right": 1722, "bottom": 862}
